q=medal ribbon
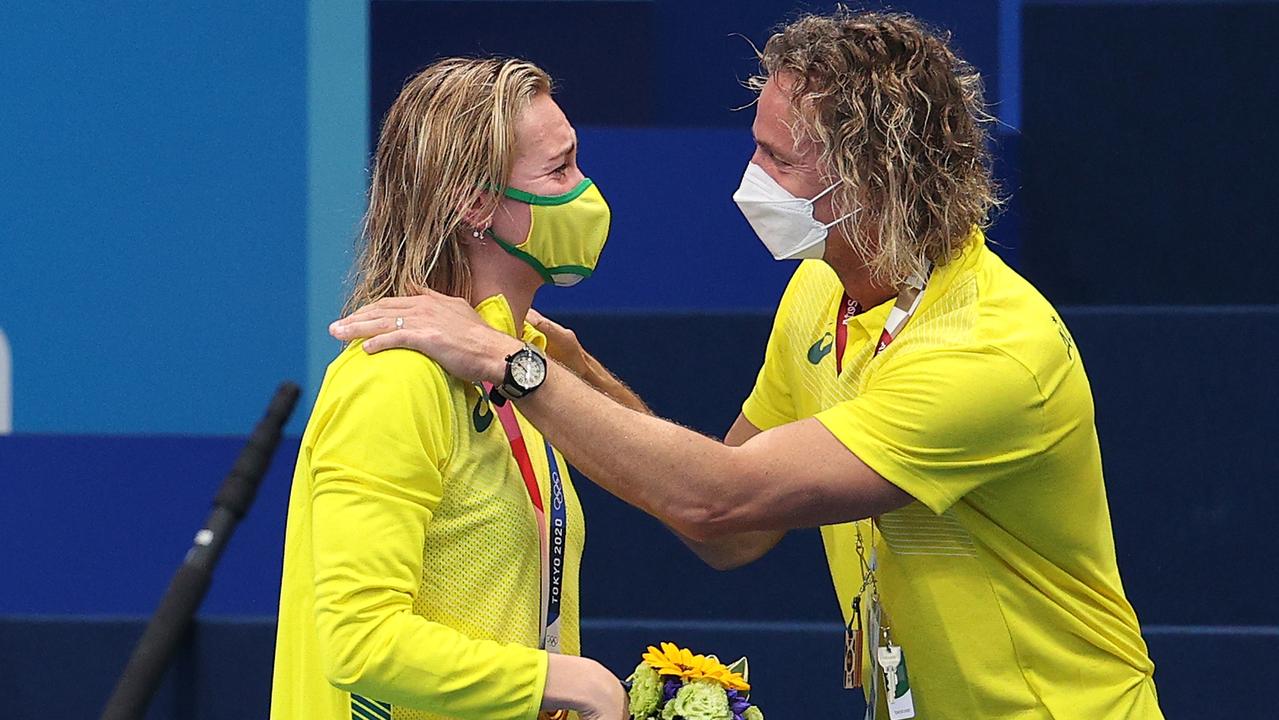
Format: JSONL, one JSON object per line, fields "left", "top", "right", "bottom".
{"left": 834, "top": 262, "right": 933, "bottom": 373}
{"left": 484, "top": 382, "right": 567, "bottom": 654}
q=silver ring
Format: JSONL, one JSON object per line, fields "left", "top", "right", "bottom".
{"left": 395, "top": 316, "right": 404, "bottom": 330}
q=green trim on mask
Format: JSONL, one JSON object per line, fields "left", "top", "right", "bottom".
{"left": 486, "top": 229, "right": 594, "bottom": 284}
{"left": 500, "top": 178, "right": 594, "bottom": 206}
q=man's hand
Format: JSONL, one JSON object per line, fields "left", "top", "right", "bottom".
{"left": 329, "top": 291, "right": 521, "bottom": 384}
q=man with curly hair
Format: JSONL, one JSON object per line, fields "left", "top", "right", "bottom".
{"left": 334, "top": 9, "right": 1163, "bottom": 719}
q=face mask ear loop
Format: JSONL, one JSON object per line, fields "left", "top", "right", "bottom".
{"left": 823, "top": 207, "right": 861, "bottom": 230}
{"left": 807, "top": 178, "right": 843, "bottom": 205}
{"left": 808, "top": 179, "right": 856, "bottom": 230}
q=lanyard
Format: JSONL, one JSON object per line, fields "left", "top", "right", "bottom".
{"left": 483, "top": 381, "right": 567, "bottom": 654}
{"left": 834, "top": 263, "right": 933, "bottom": 374}
{"left": 834, "top": 294, "right": 861, "bottom": 374}
{"left": 839, "top": 265, "right": 932, "bottom": 708}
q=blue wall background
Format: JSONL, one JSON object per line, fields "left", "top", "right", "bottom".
{"left": 0, "top": 2, "right": 307, "bottom": 435}
{"left": 2, "top": 1, "right": 1277, "bottom": 718}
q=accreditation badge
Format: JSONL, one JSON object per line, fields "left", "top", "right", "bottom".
{"left": 877, "top": 642, "right": 915, "bottom": 719}
{"left": 873, "top": 603, "right": 915, "bottom": 720}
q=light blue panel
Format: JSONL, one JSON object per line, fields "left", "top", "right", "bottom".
{"left": 306, "top": 0, "right": 369, "bottom": 405}
{"left": 0, "top": 3, "right": 307, "bottom": 433}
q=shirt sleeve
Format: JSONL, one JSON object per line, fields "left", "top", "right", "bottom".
{"left": 308, "top": 346, "right": 548, "bottom": 720}
{"left": 741, "top": 268, "right": 804, "bottom": 430}
{"left": 815, "top": 345, "right": 1046, "bottom": 515}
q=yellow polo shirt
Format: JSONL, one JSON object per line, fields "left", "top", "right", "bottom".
{"left": 272, "top": 295, "right": 584, "bottom": 720}
{"left": 743, "top": 231, "right": 1162, "bottom": 719}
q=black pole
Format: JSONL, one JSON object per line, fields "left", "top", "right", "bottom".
{"left": 101, "top": 382, "right": 301, "bottom": 720}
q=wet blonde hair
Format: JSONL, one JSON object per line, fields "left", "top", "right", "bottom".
{"left": 749, "top": 8, "right": 999, "bottom": 285}
{"left": 345, "top": 57, "right": 551, "bottom": 313}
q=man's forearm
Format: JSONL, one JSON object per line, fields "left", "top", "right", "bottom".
{"left": 671, "top": 413, "right": 785, "bottom": 569}
{"left": 515, "top": 361, "right": 739, "bottom": 538}
{"left": 555, "top": 350, "right": 779, "bottom": 567}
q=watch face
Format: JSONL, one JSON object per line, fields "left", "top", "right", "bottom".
{"left": 510, "top": 351, "right": 545, "bottom": 389}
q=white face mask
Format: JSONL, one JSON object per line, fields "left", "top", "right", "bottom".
{"left": 732, "top": 162, "right": 856, "bottom": 260}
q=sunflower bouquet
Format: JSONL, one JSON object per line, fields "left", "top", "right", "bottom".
{"left": 624, "top": 643, "right": 765, "bottom": 720}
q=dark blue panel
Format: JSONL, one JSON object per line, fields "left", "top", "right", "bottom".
{"left": 191, "top": 618, "right": 277, "bottom": 720}
{"left": 1143, "top": 629, "right": 1279, "bottom": 719}
{"left": 1067, "top": 307, "right": 1279, "bottom": 625}
{"left": 369, "top": 0, "right": 656, "bottom": 142}
{"left": 0, "top": 617, "right": 184, "bottom": 720}
{"left": 369, "top": 1, "right": 1001, "bottom": 130}
{"left": 0, "top": 435, "right": 297, "bottom": 617}
{"left": 1021, "top": 3, "right": 1279, "bottom": 304}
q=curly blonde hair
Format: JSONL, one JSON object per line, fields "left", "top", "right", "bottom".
{"left": 345, "top": 57, "right": 551, "bottom": 314}
{"left": 749, "top": 8, "right": 999, "bottom": 285}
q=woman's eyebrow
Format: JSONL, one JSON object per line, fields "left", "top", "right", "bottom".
{"left": 545, "top": 134, "right": 577, "bottom": 169}
{"left": 542, "top": 138, "right": 572, "bottom": 167}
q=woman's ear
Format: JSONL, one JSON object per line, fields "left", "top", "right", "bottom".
{"left": 460, "top": 190, "right": 496, "bottom": 232}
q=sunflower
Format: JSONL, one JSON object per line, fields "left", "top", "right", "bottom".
{"left": 642, "top": 643, "right": 751, "bottom": 691}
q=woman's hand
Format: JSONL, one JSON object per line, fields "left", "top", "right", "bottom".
{"left": 329, "top": 291, "right": 521, "bottom": 385}
{"left": 543, "top": 654, "right": 628, "bottom": 720}
{"left": 526, "top": 308, "right": 590, "bottom": 377}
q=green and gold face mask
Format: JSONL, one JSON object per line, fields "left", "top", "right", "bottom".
{"left": 487, "top": 178, "right": 611, "bottom": 287}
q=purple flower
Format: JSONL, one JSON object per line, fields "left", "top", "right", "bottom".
{"left": 727, "top": 689, "right": 751, "bottom": 715}
{"left": 663, "top": 678, "right": 681, "bottom": 701}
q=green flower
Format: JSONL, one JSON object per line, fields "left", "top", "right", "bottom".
{"left": 628, "top": 662, "right": 663, "bottom": 719}
{"left": 743, "top": 706, "right": 764, "bottom": 720}
{"left": 660, "top": 679, "right": 732, "bottom": 720}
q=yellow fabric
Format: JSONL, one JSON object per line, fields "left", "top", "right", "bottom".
{"left": 272, "top": 295, "right": 585, "bottom": 720}
{"left": 743, "top": 231, "right": 1162, "bottom": 720}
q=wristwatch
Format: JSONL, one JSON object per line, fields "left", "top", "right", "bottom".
{"left": 490, "top": 342, "right": 547, "bottom": 405}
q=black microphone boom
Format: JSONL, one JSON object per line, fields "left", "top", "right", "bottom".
{"left": 101, "top": 382, "right": 301, "bottom": 720}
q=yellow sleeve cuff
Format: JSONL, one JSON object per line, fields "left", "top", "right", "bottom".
{"left": 742, "top": 392, "right": 793, "bottom": 432}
